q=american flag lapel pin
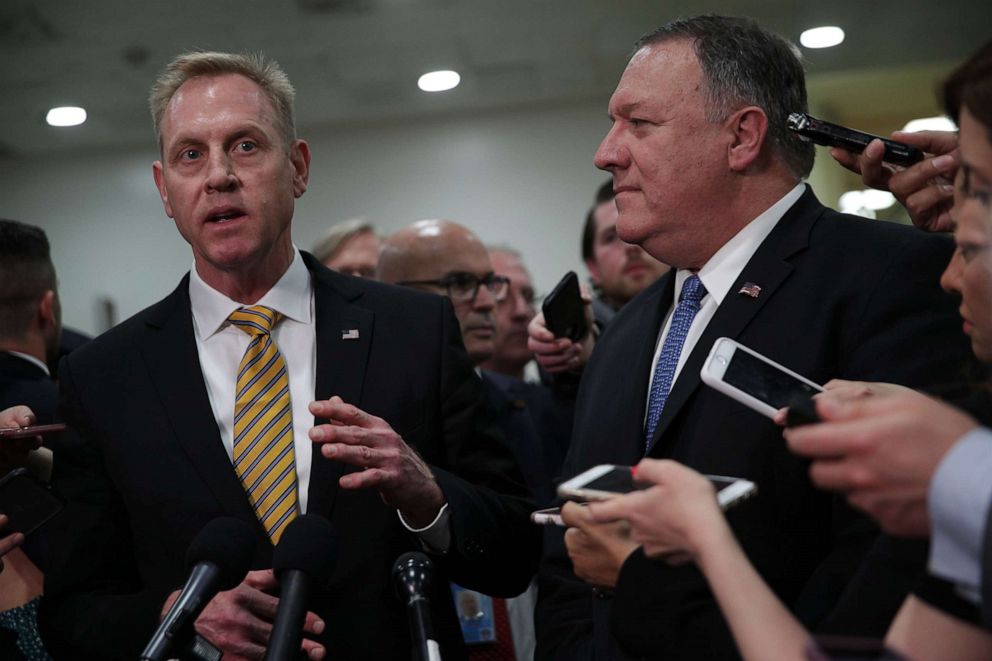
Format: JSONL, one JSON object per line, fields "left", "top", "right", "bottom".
{"left": 341, "top": 329, "right": 360, "bottom": 340}
{"left": 738, "top": 282, "right": 761, "bottom": 298}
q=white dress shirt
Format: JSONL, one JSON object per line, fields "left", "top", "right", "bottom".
{"left": 189, "top": 249, "right": 317, "bottom": 513}
{"left": 645, "top": 183, "right": 806, "bottom": 418}
{"left": 928, "top": 426, "right": 992, "bottom": 603}
{"left": 7, "top": 350, "right": 50, "bottom": 377}
{"left": 188, "top": 249, "right": 450, "bottom": 548}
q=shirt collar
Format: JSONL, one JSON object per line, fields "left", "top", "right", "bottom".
{"left": 6, "top": 351, "right": 50, "bottom": 377}
{"left": 686, "top": 183, "right": 806, "bottom": 306}
{"left": 189, "top": 248, "right": 313, "bottom": 341}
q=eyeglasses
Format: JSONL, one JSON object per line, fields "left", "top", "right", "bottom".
{"left": 398, "top": 272, "right": 510, "bottom": 302}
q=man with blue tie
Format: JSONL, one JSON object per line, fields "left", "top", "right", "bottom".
{"left": 532, "top": 15, "right": 974, "bottom": 660}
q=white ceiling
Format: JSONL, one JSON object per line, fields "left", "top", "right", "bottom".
{"left": 1, "top": 0, "right": 989, "bottom": 158}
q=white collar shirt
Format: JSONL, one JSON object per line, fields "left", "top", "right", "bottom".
{"left": 189, "top": 248, "right": 316, "bottom": 512}
{"left": 645, "top": 183, "right": 806, "bottom": 419}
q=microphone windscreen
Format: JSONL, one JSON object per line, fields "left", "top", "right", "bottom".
{"left": 393, "top": 551, "right": 433, "bottom": 597}
{"left": 185, "top": 517, "right": 257, "bottom": 591}
{"left": 272, "top": 515, "right": 339, "bottom": 588}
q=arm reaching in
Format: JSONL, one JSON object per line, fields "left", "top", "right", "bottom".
{"left": 831, "top": 131, "right": 959, "bottom": 233}
{"left": 588, "top": 459, "right": 811, "bottom": 661}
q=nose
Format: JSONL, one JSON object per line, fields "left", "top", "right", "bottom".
{"left": 593, "top": 123, "right": 628, "bottom": 173}
{"left": 511, "top": 292, "right": 534, "bottom": 321}
{"left": 473, "top": 282, "right": 496, "bottom": 312}
{"left": 940, "top": 248, "right": 963, "bottom": 295}
{"left": 205, "top": 151, "right": 237, "bottom": 192}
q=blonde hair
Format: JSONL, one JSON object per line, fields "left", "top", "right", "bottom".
{"left": 149, "top": 51, "right": 296, "bottom": 150}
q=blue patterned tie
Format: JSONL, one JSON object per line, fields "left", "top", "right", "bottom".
{"left": 644, "top": 275, "right": 707, "bottom": 451}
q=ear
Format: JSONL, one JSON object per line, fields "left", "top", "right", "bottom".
{"left": 152, "top": 161, "right": 175, "bottom": 218}
{"left": 584, "top": 258, "right": 602, "bottom": 285}
{"left": 290, "top": 139, "right": 311, "bottom": 198}
{"left": 37, "top": 290, "right": 57, "bottom": 330}
{"left": 726, "top": 106, "right": 768, "bottom": 172}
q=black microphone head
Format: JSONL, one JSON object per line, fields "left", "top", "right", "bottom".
{"left": 272, "top": 515, "right": 339, "bottom": 588}
{"left": 393, "top": 551, "right": 433, "bottom": 600}
{"left": 185, "top": 517, "right": 257, "bottom": 591}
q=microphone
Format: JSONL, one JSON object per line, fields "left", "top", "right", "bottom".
{"left": 140, "top": 517, "right": 256, "bottom": 661}
{"left": 264, "top": 515, "right": 338, "bottom": 661}
{"left": 393, "top": 551, "right": 442, "bottom": 661}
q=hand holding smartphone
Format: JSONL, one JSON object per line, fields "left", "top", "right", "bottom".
{"left": 557, "top": 464, "right": 756, "bottom": 510}
{"left": 542, "top": 271, "right": 589, "bottom": 341}
{"left": 0, "top": 468, "right": 65, "bottom": 537}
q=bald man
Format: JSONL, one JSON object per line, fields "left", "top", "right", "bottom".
{"left": 378, "top": 220, "right": 505, "bottom": 365}
{"left": 381, "top": 220, "right": 558, "bottom": 660}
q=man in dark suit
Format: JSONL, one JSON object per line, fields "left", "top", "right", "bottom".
{"left": 531, "top": 16, "right": 975, "bottom": 660}
{"left": 38, "top": 52, "right": 539, "bottom": 660}
{"left": 0, "top": 219, "right": 63, "bottom": 426}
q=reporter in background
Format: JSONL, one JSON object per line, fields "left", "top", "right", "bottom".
{"left": 310, "top": 217, "right": 380, "bottom": 278}
{"left": 581, "top": 182, "right": 669, "bottom": 328}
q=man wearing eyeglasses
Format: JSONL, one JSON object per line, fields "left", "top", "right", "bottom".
{"left": 380, "top": 220, "right": 559, "bottom": 660}
{"left": 379, "top": 220, "right": 509, "bottom": 365}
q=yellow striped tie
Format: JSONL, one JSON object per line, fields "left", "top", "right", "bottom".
{"left": 229, "top": 305, "right": 298, "bottom": 544}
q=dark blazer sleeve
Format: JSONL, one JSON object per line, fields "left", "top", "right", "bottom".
{"left": 427, "top": 298, "right": 542, "bottom": 597}
{"left": 38, "top": 356, "right": 174, "bottom": 660}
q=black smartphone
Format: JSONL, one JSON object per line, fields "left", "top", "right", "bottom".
{"left": 542, "top": 271, "right": 588, "bottom": 341}
{"left": 786, "top": 112, "right": 924, "bottom": 167}
{"left": 0, "top": 468, "right": 65, "bottom": 536}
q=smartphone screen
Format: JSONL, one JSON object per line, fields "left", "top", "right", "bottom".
{"left": 0, "top": 469, "right": 65, "bottom": 536}
{"left": 582, "top": 467, "right": 646, "bottom": 494}
{"left": 723, "top": 350, "right": 820, "bottom": 409}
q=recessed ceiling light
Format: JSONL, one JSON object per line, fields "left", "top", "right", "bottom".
{"left": 46, "top": 106, "right": 87, "bottom": 127}
{"left": 800, "top": 26, "right": 845, "bottom": 49}
{"left": 418, "top": 70, "right": 460, "bottom": 93}
{"left": 903, "top": 116, "right": 957, "bottom": 132}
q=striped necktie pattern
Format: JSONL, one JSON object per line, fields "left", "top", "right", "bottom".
{"left": 228, "top": 305, "right": 299, "bottom": 544}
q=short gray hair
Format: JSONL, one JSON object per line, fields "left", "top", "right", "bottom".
{"left": 149, "top": 51, "right": 297, "bottom": 150}
{"left": 636, "top": 15, "right": 815, "bottom": 179}
{"left": 311, "top": 218, "right": 376, "bottom": 264}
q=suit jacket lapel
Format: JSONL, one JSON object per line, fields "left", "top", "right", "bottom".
{"left": 647, "top": 188, "right": 822, "bottom": 455}
{"left": 303, "top": 253, "right": 374, "bottom": 517}
{"left": 140, "top": 276, "right": 260, "bottom": 523}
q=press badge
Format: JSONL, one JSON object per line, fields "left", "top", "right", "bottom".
{"left": 450, "top": 584, "right": 498, "bottom": 645}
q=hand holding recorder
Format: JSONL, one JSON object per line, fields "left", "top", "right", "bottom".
{"left": 830, "top": 129, "right": 959, "bottom": 233}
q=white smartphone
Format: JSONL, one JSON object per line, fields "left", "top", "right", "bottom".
{"left": 556, "top": 464, "right": 756, "bottom": 510}
{"left": 700, "top": 337, "right": 823, "bottom": 418}
{"left": 530, "top": 506, "right": 566, "bottom": 526}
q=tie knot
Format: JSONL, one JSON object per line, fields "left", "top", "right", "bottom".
{"left": 229, "top": 305, "right": 281, "bottom": 336}
{"left": 679, "top": 275, "right": 706, "bottom": 307}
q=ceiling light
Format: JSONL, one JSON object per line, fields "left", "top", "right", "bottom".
{"left": 800, "top": 26, "right": 845, "bottom": 49}
{"left": 903, "top": 116, "right": 957, "bottom": 132}
{"left": 418, "top": 70, "right": 460, "bottom": 93}
{"left": 46, "top": 106, "right": 87, "bottom": 127}
{"left": 839, "top": 189, "right": 895, "bottom": 217}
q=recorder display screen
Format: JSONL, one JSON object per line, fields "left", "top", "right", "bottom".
{"left": 723, "top": 350, "right": 819, "bottom": 408}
